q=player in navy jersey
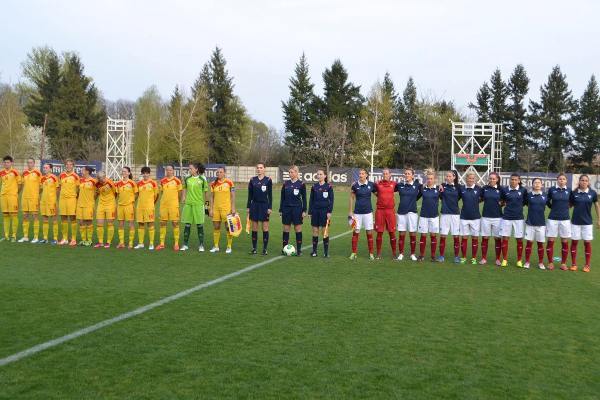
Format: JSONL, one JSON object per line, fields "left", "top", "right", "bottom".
{"left": 545, "top": 173, "right": 572, "bottom": 270}
{"left": 374, "top": 168, "right": 398, "bottom": 259}
{"left": 246, "top": 162, "right": 273, "bottom": 255}
{"left": 480, "top": 172, "right": 503, "bottom": 266}
{"left": 524, "top": 178, "right": 547, "bottom": 270}
{"left": 279, "top": 166, "right": 307, "bottom": 256}
{"left": 500, "top": 173, "right": 528, "bottom": 267}
{"left": 308, "top": 169, "right": 334, "bottom": 257}
{"left": 459, "top": 172, "right": 482, "bottom": 265}
{"left": 418, "top": 170, "right": 440, "bottom": 262}
{"left": 395, "top": 168, "right": 422, "bottom": 261}
{"left": 349, "top": 168, "right": 376, "bottom": 260}
{"left": 569, "top": 175, "right": 599, "bottom": 272}
{"left": 438, "top": 170, "right": 461, "bottom": 263}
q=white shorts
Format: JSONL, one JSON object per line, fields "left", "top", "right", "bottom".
{"left": 546, "top": 219, "right": 571, "bottom": 239}
{"left": 440, "top": 214, "right": 460, "bottom": 235}
{"left": 354, "top": 213, "right": 374, "bottom": 231}
{"left": 397, "top": 212, "right": 418, "bottom": 232}
{"left": 571, "top": 224, "right": 593, "bottom": 241}
{"left": 500, "top": 219, "right": 525, "bottom": 239}
{"left": 525, "top": 224, "right": 546, "bottom": 242}
{"left": 481, "top": 217, "right": 502, "bottom": 238}
{"left": 460, "top": 219, "right": 481, "bottom": 236}
{"left": 418, "top": 216, "right": 439, "bottom": 234}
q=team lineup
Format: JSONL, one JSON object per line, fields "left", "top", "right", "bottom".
{"left": 1, "top": 156, "right": 599, "bottom": 271}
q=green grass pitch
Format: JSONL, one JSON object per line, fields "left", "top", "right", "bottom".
{"left": 1, "top": 189, "right": 599, "bottom": 399}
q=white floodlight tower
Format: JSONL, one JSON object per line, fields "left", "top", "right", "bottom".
{"left": 450, "top": 121, "right": 503, "bottom": 185}
{"left": 106, "top": 118, "right": 134, "bottom": 180}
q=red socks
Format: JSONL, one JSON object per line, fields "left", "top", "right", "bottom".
{"left": 390, "top": 233, "right": 397, "bottom": 258}
{"left": 430, "top": 234, "right": 437, "bottom": 258}
{"left": 481, "top": 237, "right": 489, "bottom": 260}
{"left": 366, "top": 232, "right": 374, "bottom": 254}
{"left": 537, "top": 242, "right": 544, "bottom": 264}
{"left": 398, "top": 232, "right": 406, "bottom": 255}
{"left": 561, "top": 241, "right": 569, "bottom": 264}
{"left": 571, "top": 240, "right": 578, "bottom": 265}
{"left": 525, "top": 241, "right": 533, "bottom": 263}
{"left": 439, "top": 236, "right": 446, "bottom": 257}
{"left": 502, "top": 237, "right": 509, "bottom": 260}
{"left": 453, "top": 236, "right": 460, "bottom": 257}
{"left": 546, "top": 240, "right": 554, "bottom": 264}
{"left": 494, "top": 238, "right": 502, "bottom": 261}
{"left": 351, "top": 232, "right": 359, "bottom": 253}
{"left": 585, "top": 241, "right": 591, "bottom": 266}
{"left": 419, "top": 234, "right": 427, "bottom": 257}
{"left": 410, "top": 234, "right": 416, "bottom": 255}
{"left": 376, "top": 232, "right": 383, "bottom": 255}
{"left": 516, "top": 239, "right": 523, "bottom": 262}
{"left": 471, "top": 238, "right": 479, "bottom": 259}
{"left": 461, "top": 238, "right": 468, "bottom": 258}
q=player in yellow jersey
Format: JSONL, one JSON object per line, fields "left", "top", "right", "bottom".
{"left": 58, "top": 159, "right": 80, "bottom": 246}
{"left": 134, "top": 166, "right": 158, "bottom": 250}
{"left": 39, "top": 163, "right": 60, "bottom": 244}
{"left": 157, "top": 165, "right": 182, "bottom": 251}
{"left": 116, "top": 167, "right": 138, "bottom": 249}
{"left": 18, "top": 158, "right": 42, "bottom": 243}
{"left": 76, "top": 166, "right": 97, "bottom": 246}
{"left": 209, "top": 166, "right": 236, "bottom": 254}
{"left": 94, "top": 171, "right": 116, "bottom": 248}
{"left": 0, "top": 155, "right": 22, "bottom": 241}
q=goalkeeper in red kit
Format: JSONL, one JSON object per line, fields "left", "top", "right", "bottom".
{"left": 374, "top": 168, "right": 397, "bottom": 259}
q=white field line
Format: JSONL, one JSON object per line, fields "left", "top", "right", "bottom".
{"left": 0, "top": 230, "right": 350, "bottom": 367}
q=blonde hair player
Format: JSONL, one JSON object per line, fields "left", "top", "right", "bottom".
{"left": 209, "top": 166, "right": 236, "bottom": 254}
{"left": 94, "top": 171, "right": 117, "bottom": 248}
{"left": 39, "top": 163, "right": 60, "bottom": 244}
{"left": 19, "top": 158, "right": 42, "bottom": 243}
{"left": 115, "top": 167, "right": 138, "bottom": 249}
{"left": 349, "top": 168, "right": 376, "bottom": 260}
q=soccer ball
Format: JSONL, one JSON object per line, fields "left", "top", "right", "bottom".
{"left": 283, "top": 244, "right": 296, "bottom": 256}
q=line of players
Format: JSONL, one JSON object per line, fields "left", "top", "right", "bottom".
{"left": 348, "top": 167, "right": 599, "bottom": 272}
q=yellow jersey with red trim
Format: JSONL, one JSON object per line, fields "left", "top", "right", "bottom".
{"left": 210, "top": 178, "right": 235, "bottom": 210}
{"left": 77, "top": 177, "right": 97, "bottom": 208}
{"left": 116, "top": 179, "right": 138, "bottom": 206}
{"left": 0, "top": 168, "right": 21, "bottom": 196}
{"left": 41, "top": 174, "right": 59, "bottom": 205}
{"left": 59, "top": 172, "right": 80, "bottom": 199}
{"left": 137, "top": 179, "right": 158, "bottom": 210}
{"left": 97, "top": 178, "right": 116, "bottom": 208}
{"left": 160, "top": 177, "right": 182, "bottom": 209}
{"left": 22, "top": 169, "right": 42, "bottom": 200}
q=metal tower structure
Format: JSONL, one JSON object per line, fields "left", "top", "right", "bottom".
{"left": 450, "top": 121, "right": 503, "bottom": 185}
{"left": 106, "top": 118, "right": 134, "bottom": 180}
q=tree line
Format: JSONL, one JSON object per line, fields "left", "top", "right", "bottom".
{"left": 0, "top": 47, "right": 598, "bottom": 173}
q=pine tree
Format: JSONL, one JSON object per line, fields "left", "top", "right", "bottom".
{"left": 321, "top": 59, "right": 363, "bottom": 166}
{"left": 488, "top": 69, "right": 509, "bottom": 122}
{"left": 49, "top": 54, "right": 105, "bottom": 160}
{"left": 395, "top": 77, "right": 422, "bottom": 167}
{"left": 572, "top": 75, "right": 600, "bottom": 171}
{"left": 281, "top": 53, "right": 318, "bottom": 163}
{"left": 529, "top": 65, "right": 577, "bottom": 172}
{"left": 469, "top": 82, "right": 492, "bottom": 122}
{"left": 195, "top": 47, "right": 248, "bottom": 164}
{"left": 506, "top": 64, "right": 530, "bottom": 170}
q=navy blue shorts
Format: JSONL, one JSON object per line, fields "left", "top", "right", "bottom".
{"left": 249, "top": 202, "right": 270, "bottom": 222}
{"left": 311, "top": 208, "right": 329, "bottom": 227}
{"left": 282, "top": 206, "right": 303, "bottom": 225}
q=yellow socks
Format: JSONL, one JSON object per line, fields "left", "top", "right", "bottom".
{"left": 213, "top": 231, "right": 220, "bottom": 248}
{"left": 70, "top": 221, "right": 77, "bottom": 241}
{"left": 80, "top": 224, "right": 87, "bottom": 241}
{"left": 61, "top": 221, "right": 69, "bottom": 240}
{"left": 22, "top": 219, "right": 30, "bottom": 239}
{"left": 160, "top": 225, "right": 167, "bottom": 245}
{"left": 97, "top": 225, "right": 104, "bottom": 243}
{"left": 52, "top": 221, "right": 58, "bottom": 241}
{"left": 33, "top": 219, "right": 39, "bottom": 239}
{"left": 227, "top": 233, "right": 233, "bottom": 249}
{"left": 107, "top": 224, "right": 114, "bottom": 245}
{"left": 11, "top": 215, "right": 18, "bottom": 238}
{"left": 87, "top": 225, "right": 94, "bottom": 242}
{"left": 148, "top": 225, "right": 155, "bottom": 245}
{"left": 129, "top": 227, "right": 135, "bottom": 247}
{"left": 43, "top": 221, "right": 49, "bottom": 240}
{"left": 138, "top": 227, "right": 145, "bottom": 244}
{"left": 118, "top": 227, "right": 125, "bottom": 244}
{"left": 173, "top": 225, "right": 180, "bottom": 245}
{"left": 3, "top": 215, "right": 11, "bottom": 238}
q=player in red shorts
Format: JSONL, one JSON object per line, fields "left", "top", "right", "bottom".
{"left": 374, "top": 168, "right": 397, "bottom": 259}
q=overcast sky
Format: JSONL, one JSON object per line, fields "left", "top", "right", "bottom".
{"left": 1, "top": 0, "right": 599, "bottom": 129}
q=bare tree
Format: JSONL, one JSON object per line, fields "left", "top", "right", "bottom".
{"left": 305, "top": 118, "right": 349, "bottom": 176}
{"left": 0, "top": 85, "right": 32, "bottom": 157}
{"left": 134, "top": 86, "right": 164, "bottom": 165}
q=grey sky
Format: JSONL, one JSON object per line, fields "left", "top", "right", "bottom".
{"left": 1, "top": 0, "right": 599, "bottom": 129}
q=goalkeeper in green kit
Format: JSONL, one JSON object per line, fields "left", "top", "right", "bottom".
{"left": 179, "top": 163, "right": 209, "bottom": 252}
